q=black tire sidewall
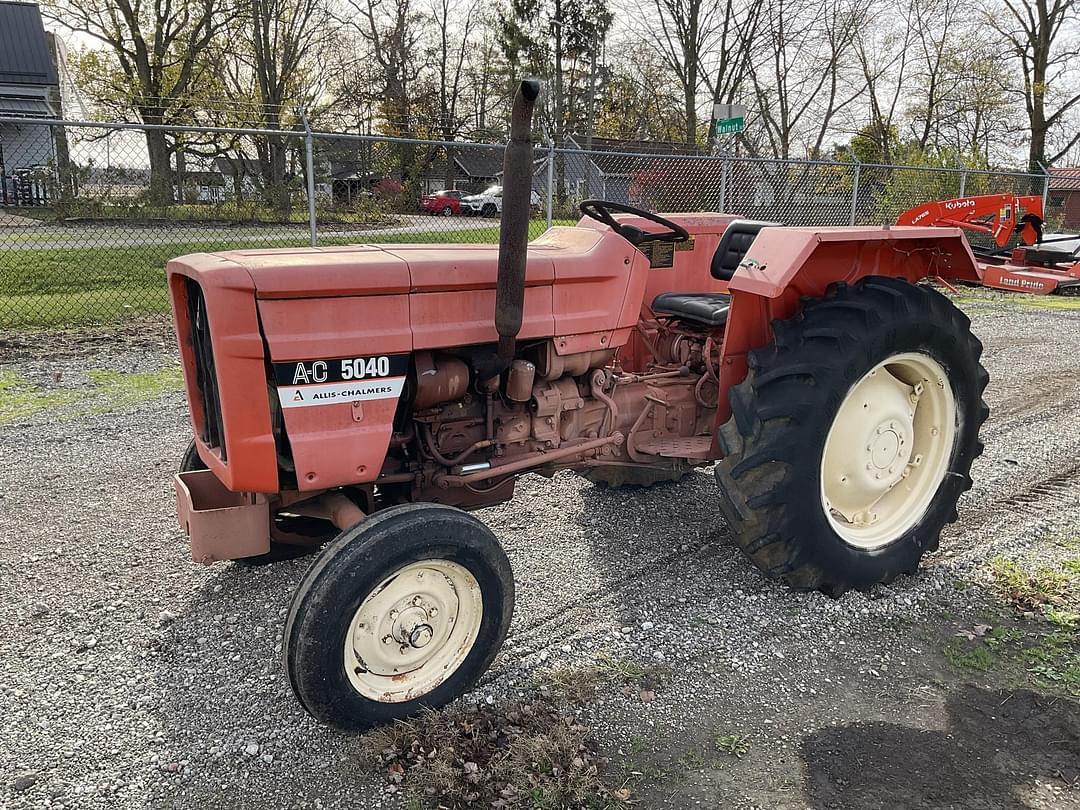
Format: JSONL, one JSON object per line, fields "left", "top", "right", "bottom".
{"left": 284, "top": 504, "right": 514, "bottom": 730}
{"left": 789, "top": 296, "right": 983, "bottom": 586}
{"left": 179, "top": 438, "right": 206, "bottom": 473}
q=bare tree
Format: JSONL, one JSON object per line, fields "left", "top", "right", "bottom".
{"left": 636, "top": 0, "right": 718, "bottom": 144}
{"left": 248, "top": 0, "right": 334, "bottom": 208}
{"left": 45, "top": 0, "right": 235, "bottom": 203}
{"left": 701, "top": 0, "right": 763, "bottom": 147}
{"left": 984, "top": 0, "right": 1080, "bottom": 171}
{"left": 746, "top": 0, "right": 867, "bottom": 159}
{"left": 850, "top": 2, "right": 914, "bottom": 163}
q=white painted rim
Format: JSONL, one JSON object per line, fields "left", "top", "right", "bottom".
{"left": 820, "top": 352, "right": 956, "bottom": 550}
{"left": 343, "top": 559, "right": 483, "bottom": 703}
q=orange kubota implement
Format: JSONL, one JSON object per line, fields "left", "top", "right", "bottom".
{"left": 898, "top": 194, "right": 1080, "bottom": 295}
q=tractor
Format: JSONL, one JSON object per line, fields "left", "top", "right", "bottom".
{"left": 169, "top": 80, "right": 989, "bottom": 730}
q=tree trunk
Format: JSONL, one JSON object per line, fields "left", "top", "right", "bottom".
{"left": 52, "top": 124, "right": 75, "bottom": 201}
{"left": 269, "top": 135, "right": 288, "bottom": 213}
{"left": 145, "top": 128, "right": 173, "bottom": 206}
{"left": 553, "top": 3, "right": 567, "bottom": 207}
{"left": 445, "top": 145, "right": 455, "bottom": 190}
{"left": 175, "top": 147, "right": 187, "bottom": 203}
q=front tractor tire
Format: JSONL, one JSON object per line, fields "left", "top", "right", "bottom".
{"left": 715, "top": 277, "right": 989, "bottom": 596}
{"left": 284, "top": 503, "right": 514, "bottom": 730}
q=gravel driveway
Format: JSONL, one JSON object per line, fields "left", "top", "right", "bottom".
{"left": 1, "top": 294, "right": 1079, "bottom": 809}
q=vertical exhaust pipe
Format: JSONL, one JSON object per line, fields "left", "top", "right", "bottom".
{"left": 495, "top": 79, "right": 542, "bottom": 368}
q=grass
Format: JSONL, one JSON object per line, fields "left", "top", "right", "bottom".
{"left": 0, "top": 369, "right": 80, "bottom": 424}
{"left": 943, "top": 639, "right": 996, "bottom": 672}
{"left": 945, "top": 547, "right": 1080, "bottom": 696}
{"left": 538, "top": 652, "right": 669, "bottom": 706}
{"left": 954, "top": 293, "right": 1080, "bottom": 312}
{"left": 0, "top": 219, "right": 568, "bottom": 329}
{"left": 988, "top": 557, "right": 1071, "bottom": 612}
{"left": 21, "top": 200, "right": 391, "bottom": 226}
{"left": 714, "top": 733, "right": 751, "bottom": 758}
{"left": 0, "top": 366, "right": 183, "bottom": 425}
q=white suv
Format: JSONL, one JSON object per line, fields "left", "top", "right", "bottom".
{"left": 462, "top": 185, "right": 541, "bottom": 216}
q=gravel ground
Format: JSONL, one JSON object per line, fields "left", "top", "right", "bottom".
{"left": 1, "top": 292, "right": 1079, "bottom": 809}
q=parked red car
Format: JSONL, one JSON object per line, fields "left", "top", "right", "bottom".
{"left": 420, "top": 189, "right": 465, "bottom": 216}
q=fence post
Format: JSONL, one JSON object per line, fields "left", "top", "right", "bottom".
{"left": 959, "top": 168, "right": 967, "bottom": 198}
{"left": 718, "top": 158, "right": 729, "bottom": 213}
{"left": 299, "top": 109, "right": 317, "bottom": 247}
{"left": 1038, "top": 161, "right": 1051, "bottom": 211}
{"left": 849, "top": 157, "right": 861, "bottom": 226}
{"left": 545, "top": 139, "right": 555, "bottom": 230}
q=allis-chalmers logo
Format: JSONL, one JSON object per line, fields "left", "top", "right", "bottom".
{"left": 944, "top": 199, "right": 976, "bottom": 211}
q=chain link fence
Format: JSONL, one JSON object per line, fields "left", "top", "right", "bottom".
{"left": 0, "top": 116, "right": 1055, "bottom": 329}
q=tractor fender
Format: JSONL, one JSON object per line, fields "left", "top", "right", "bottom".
{"left": 714, "top": 226, "right": 980, "bottom": 426}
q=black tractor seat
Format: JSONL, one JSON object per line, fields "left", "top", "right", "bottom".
{"left": 651, "top": 292, "right": 731, "bottom": 327}
{"left": 649, "top": 219, "right": 780, "bottom": 328}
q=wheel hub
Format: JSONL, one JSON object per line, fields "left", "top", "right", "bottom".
{"left": 820, "top": 353, "right": 956, "bottom": 549}
{"left": 343, "top": 560, "right": 483, "bottom": 702}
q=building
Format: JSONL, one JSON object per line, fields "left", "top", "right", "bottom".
{"left": 534, "top": 134, "right": 710, "bottom": 206}
{"left": 0, "top": 1, "right": 63, "bottom": 205}
{"left": 1048, "top": 168, "right": 1080, "bottom": 229}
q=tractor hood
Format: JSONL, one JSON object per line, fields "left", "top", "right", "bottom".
{"left": 165, "top": 240, "right": 566, "bottom": 300}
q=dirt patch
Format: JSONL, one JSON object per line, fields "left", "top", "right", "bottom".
{"left": 365, "top": 697, "right": 621, "bottom": 808}
{"left": 0, "top": 316, "right": 175, "bottom": 363}
{"left": 802, "top": 686, "right": 1080, "bottom": 810}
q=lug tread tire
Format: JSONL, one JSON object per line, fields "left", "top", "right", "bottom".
{"left": 284, "top": 503, "right": 514, "bottom": 731}
{"left": 714, "top": 277, "right": 989, "bottom": 597}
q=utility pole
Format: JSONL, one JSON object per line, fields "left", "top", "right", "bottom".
{"left": 583, "top": 38, "right": 598, "bottom": 198}
{"left": 552, "top": 18, "right": 603, "bottom": 198}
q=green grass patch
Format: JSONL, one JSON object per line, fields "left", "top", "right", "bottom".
{"left": 0, "top": 220, "right": 568, "bottom": 328}
{"left": 943, "top": 638, "right": 996, "bottom": 672}
{"left": 954, "top": 293, "right": 1080, "bottom": 311}
{"left": 714, "top": 733, "right": 751, "bottom": 758}
{"left": 0, "top": 369, "right": 80, "bottom": 424}
{"left": 0, "top": 366, "right": 183, "bottom": 425}
{"left": 85, "top": 367, "right": 184, "bottom": 412}
{"left": 989, "top": 557, "right": 1071, "bottom": 612}
{"left": 965, "top": 550, "right": 1080, "bottom": 696}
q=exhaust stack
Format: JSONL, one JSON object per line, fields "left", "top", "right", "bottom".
{"left": 495, "top": 79, "right": 541, "bottom": 368}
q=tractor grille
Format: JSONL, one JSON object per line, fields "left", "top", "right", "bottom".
{"left": 186, "top": 279, "right": 226, "bottom": 461}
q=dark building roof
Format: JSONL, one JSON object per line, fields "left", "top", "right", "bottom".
{"left": 566, "top": 133, "right": 705, "bottom": 175}
{"left": 453, "top": 150, "right": 501, "bottom": 178}
{"left": 213, "top": 156, "right": 262, "bottom": 177}
{"left": 0, "top": 2, "right": 58, "bottom": 87}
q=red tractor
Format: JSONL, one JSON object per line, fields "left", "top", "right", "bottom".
{"left": 169, "top": 81, "right": 989, "bottom": 729}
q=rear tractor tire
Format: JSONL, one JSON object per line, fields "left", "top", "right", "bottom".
{"left": 284, "top": 503, "right": 514, "bottom": 730}
{"left": 714, "top": 276, "right": 989, "bottom": 596}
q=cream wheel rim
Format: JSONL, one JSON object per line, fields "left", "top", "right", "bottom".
{"left": 820, "top": 352, "right": 956, "bottom": 550}
{"left": 343, "top": 559, "right": 483, "bottom": 703}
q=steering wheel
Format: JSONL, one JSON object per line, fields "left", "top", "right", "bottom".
{"left": 579, "top": 200, "right": 690, "bottom": 245}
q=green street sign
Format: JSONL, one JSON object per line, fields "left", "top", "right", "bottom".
{"left": 715, "top": 116, "right": 744, "bottom": 135}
